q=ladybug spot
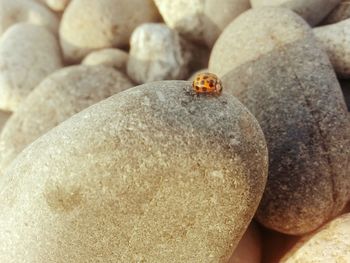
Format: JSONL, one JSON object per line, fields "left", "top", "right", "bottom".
{"left": 196, "top": 77, "right": 200, "bottom": 81}
{"left": 202, "top": 87, "right": 207, "bottom": 92}
{"left": 196, "top": 86, "right": 200, "bottom": 90}
{"left": 209, "top": 83, "right": 214, "bottom": 88}
{"left": 203, "top": 75, "right": 209, "bottom": 79}
{"left": 200, "top": 80, "right": 205, "bottom": 85}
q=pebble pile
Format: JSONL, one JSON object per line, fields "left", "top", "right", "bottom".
{"left": 0, "top": 0, "right": 349, "bottom": 262}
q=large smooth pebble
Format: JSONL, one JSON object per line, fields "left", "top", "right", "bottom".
{"left": 250, "top": 0, "right": 341, "bottom": 26}
{"left": 0, "top": 65, "right": 132, "bottom": 173}
{"left": 38, "top": 0, "right": 71, "bottom": 11}
{"left": 314, "top": 19, "right": 350, "bottom": 78}
{"left": 0, "top": 23, "right": 62, "bottom": 112}
{"left": 209, "top": 7, "right": 350, "bottom": 235}
{"left": 127, "top": 23, "right": 192, "bottom": 84}
{"left": 0, "top": 81, "right": 268, "bottom": 262}
{"left": 82, "top": 48, "right": 129, "bottom": 73}
{"left": 0, "top": 0, "right": 58, "bottom": 36}
{"left": 154, "top": 0, "right": 250, "bottom": 47}
{"left": 281, "top": 213, "right": 350, "bottom": 262}
{"left": 59, "top": 0, "right": 160, "bottom": 63}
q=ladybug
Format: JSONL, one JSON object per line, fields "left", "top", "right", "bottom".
{"left": 192, "top": 72, "right": 223, "bottom": 95}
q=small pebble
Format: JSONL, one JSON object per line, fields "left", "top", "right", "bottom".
{"left": 127, "top": 23, "right": 192, "bottom": 84}
{"left": 0, "top": 0, "right": 59, "bottom": 36}
{"left": 0, "top": 23, "right": 62, "bottom": 112}
{"left": 82, "top": 48, "right": 129, "bottom": 74}
{"left": 59, "top": 0, "right": 160, "bottom": 63}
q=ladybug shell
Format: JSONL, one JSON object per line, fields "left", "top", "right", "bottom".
{"left": 192, "top": 72, "right": 222, "bottom": 95}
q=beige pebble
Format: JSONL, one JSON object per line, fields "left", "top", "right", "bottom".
{"left": 0, "top": 81, "right": 268, "bottom": 262}
{"left": 59, "top": 0, "right": 160, "bottom": 63}
{"left": 0, "top": 65, "right": 132, "bottom": 173}
{"left": 0, "top": 23, "right": 62, "bottom": 112}
{"left": 154, "top": 0, "right": 250, "bottom": 47}
{"left": 44, "top": 0, "right": 71, "bottom": 12}
{"left": 82, "top": 48, "right": 129, "bottom": 73}
{"left": 250, "top": 0, "right": 341, "bottom": 26}
{"left": 0, "top": 0, "right": 59, "bottom": 36}
{"left": 281, "top": 213, "right": 350, "bottom": 262}
{"left": 323, "top": 0, "right": 350, "bottom": 24}
{"left": 228, "top": 221, "right": 261, "bottom": 263}
{"left": 127, "top": 23, "right": 192, "bottom": 84}
{"left": 209, "top": 7, "right": 350, "bottom": 235}
{"left": 314, "top": 19, "right": 350, "bottom": 78}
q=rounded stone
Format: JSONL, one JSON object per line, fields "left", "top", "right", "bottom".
{"left": 209, "top": 7, "right": 350, "bottom": 235}
{"left": 0, "top": 65, "right": 132, "bottom": 173}
{"left": 323, "top": 0, "right": 350, "bottom": 24}
{"left": 0, "top": 0, "right": 59, "bottom": 36}
{"left": 59, "top": 0, "right": 160, "bottom": 63}
{"left": 153, "top": 0, "right": 250, "bottom": 47}
{"left": 127, "top": 23, "right": 192, "bottom": 84}
{"left": 250, "top": 0, "right": 341, "bottom": 26}
{"left": 42, "top": 0, "right": 71, "bottom": 11}
{"left": 281, "top": 213, "right": 350, "bottom": 262}
{"left": 0, "top": 81, "right": 268, "bottom": 262}
{"left": 0, "top": 23, "right": 62, "bottom": 112}
{"left": 314, "top": 19, "right": 350, "bottom": 78}
{"left": 82, "top": 48, "right": 129, "bottom": 73}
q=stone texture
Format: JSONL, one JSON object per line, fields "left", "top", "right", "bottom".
{"left": 154, "top": 0, "right": 250, "bottom": 47}
{"left": 250, "top": 0, "right": 341, "bottom": 26}
{"left": 228, "top": 222, "right": 261, "bottom": 263}
{"left": 323, "top": 0, "right": 350, "bottom": 24}
{"left": 127, "top": 23, "right": 192, "bottom": 84}
{"left": 0, "top": 0, "right": 59, "bottom": 36}
{"left": 0, "top": 81, "right": 268, "bottom": 263}
{"left": 281, "top": 213, "right": 350, "bottom": 262}
{"left": 0, "top": 23, "right": 62, "bottom": 112}
{"left": 314, "top": 19, "right": 350, "bottom": 78}
{"left": 59, "top": 0, "right": 160, "bottom": 63}
{"left": 209, "top": 7, "right": 350, "bottom": 235}
{"left": 0, "top": 65, "right": 132, "bottom": 173}
{"left": 82, "top": 48, "right": 129, "bottom": 73}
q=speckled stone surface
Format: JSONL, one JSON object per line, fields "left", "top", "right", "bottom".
{"left": 0, "top": 81, "right": 268, "bottom": 262}
{"left": 250, "top": 0, "right": 341, "bottom": 26}
{"left": 209, "top": 7, "right": 350, "bottom": 235}
{"left": 281, "top": 213, "right": 350, "bottom": 262}
{"left": 314, "top": 19, "right": 350, "bottom": 78}
{"left": 0, "top": 65, "right": 133, "bottom": 174}
{"left": 0, "top": 23, "right": 62, "bottom": 112}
